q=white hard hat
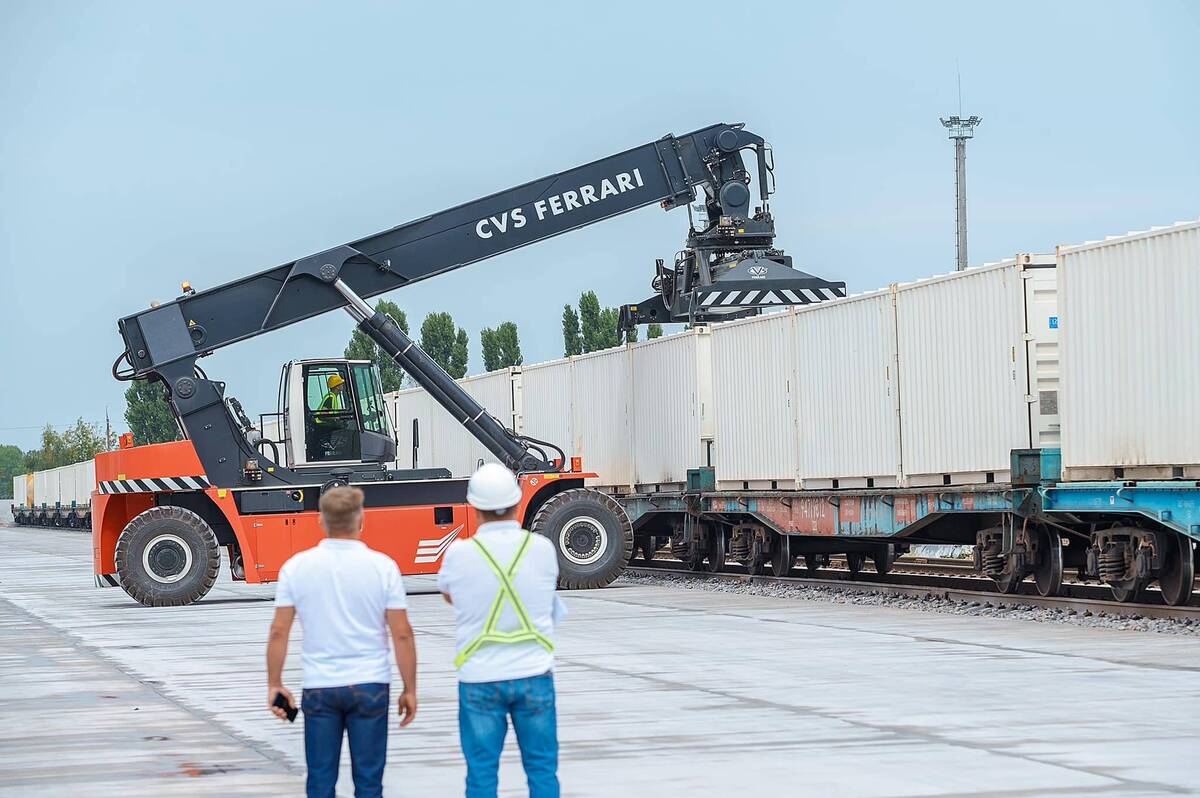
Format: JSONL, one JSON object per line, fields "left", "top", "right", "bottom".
{"left": 466, "top": 463, "right": 523, "bottom": 511}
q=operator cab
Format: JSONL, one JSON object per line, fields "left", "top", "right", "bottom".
{"left": 266, "top": 359, "right": 396, "bottom": 469}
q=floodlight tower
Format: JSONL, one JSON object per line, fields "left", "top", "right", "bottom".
{"left": 939, "top": 114, "right": 981, "bottom": 271}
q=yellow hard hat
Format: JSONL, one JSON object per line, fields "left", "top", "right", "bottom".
{"left": 327, "top": 374, "right": 345, "bottom": 390}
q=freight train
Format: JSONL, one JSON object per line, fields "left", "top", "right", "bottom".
{"left": 382, "top": 219, "right": 1200, "bottom": 605}
{"left": 9, "top": 459, "right": 95, "bottom": 528}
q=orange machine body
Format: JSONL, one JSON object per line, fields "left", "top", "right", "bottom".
{"left": 92, "top": 440, "right": 589, "bottom": 583}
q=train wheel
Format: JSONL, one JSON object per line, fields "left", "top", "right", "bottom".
{"left": 872, "top": 544, "right": 895, "bottom": 576}
{"left": 770, "top": 535, "right": 794, "bottom": 577}
{"left": 705, "top": 528, "right": 726, "bottom": 573}
{"left": 1157, "top": 531, "right": 1195, "bottom": 607}
{"left": 845, "top": 552, "right": 866, "bottom": 576}
{"left": 745, "top": 537, "right": 766, "bottom": 576}
{"left": 638, "top": 537, "right": 658, "bottom": 565}
{"left": 1032, "top": 526, "right": 1063, "bottom": 598}
{"left": 532, "top": 489, "right": 633, "bottom": 590}
{"left": 685, "top": 542, "right": 707, "bottom": 572}
{"left": 115, "top": 507, "right": 220, "bottom": 607}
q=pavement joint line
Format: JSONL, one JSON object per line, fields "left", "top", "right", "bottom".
{"left": 551, "top": 590, "right": 1191, "bottom": 796}
{"left": 0, "top": 591, "right": 301, "bottom": 777}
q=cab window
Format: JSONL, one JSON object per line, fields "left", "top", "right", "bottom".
{"left": 303, "top": 363, "right": 360, "bottom": 462}
{"left": 351, "top": 363, "right": 387, "bottom": 436}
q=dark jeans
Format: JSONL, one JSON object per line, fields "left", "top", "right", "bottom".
{"left": 302, "top": 682, "right": 389, "bottom": 798}
{"left": 458, "top": 671, "right": 559, "bottom": 798}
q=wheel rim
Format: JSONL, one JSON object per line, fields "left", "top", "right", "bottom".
{"left": 1033, "top": 527, "right": 1064, "bottom": 597}
{"left": 1158, "top": 532, "right": 1195, "bottom": 607}
{"left": 142, "top": 533, "right": 193, "bottom": 584}
{"left": 706, "top": 531, "right": 726, "bottom": 573}
{"left": 559, "top": 515, "right": 607, "bottom": 566}
{"left": 771, "top": 535, "right": 793, "bottom": 577}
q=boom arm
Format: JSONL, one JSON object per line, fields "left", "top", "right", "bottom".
{"left": 115, "top": 123, "right": 774, "bottom": 487}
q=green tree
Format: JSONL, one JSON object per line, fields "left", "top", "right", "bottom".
{"left": 561, "top": 304, "right": 582, "bottom": 357}
{"left": 624, "top": 321, "right": 639, "bottom": 344}
{"left": 61, "top": 418, "right": 109, "bottom": 463}
{"left": 598, "top": 307, "right": 622, "bottom": 349}
{"left": 484, "top": 321, "right": 523, "bottom": 367}
{"left": 124, "top": 379, "right": 182, "bottom": 445}
{"left": 480, "top": 327, "right": 501, "bottom": 372}
{"left": 576, "top": 291, "right": 637, "bottom": 353}
{"left": 345, "top": 299, "right": 409, "bottom": 392}
{"left": 420, "top": 312, "right": 469, "bottom": 378}
{"left": 579, "top": 291, "right": 604, "bottom": 353}
{"left": 451, "top": 327, "right": 469, "bottom": 379}
{"left": 648, "top": 323, "right": 664, "bottom": 339}
{"left": 0, "top": 444, "right": 23, "bottom": 499}
{"left": 23, "top": 425, "right": 67, "bottom": 472}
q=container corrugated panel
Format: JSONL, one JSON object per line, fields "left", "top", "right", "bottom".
{"left": 57, "top": 465, "right": 76, "bottom": 507}
{"left": 1059, "top": 220, "right": 1200, "bottom": 477}
{"left": 712, "top": 312, "right": 797, "bottom": 487}
{"left": 386, "top": 387, "right": 435, "bottom": 471}
{"left": 570, "top": 347, "right": 634, "bottom": 487}
{"left": 630, "top": 330, "right": 711, "bottom": 486}
{"left": 519, "top": 358, "right": 574, "bottom": 465}
{"left": 82, "top": 460, "right": 96, "bottom": 504}
{"left": 33, "top": 470, "right": 52, "bottom": 506}
{"left": 895, "top": 259, "right": 1035, "bottom": 482}
{"left": 794, "top": 289, "right": 903, "bottom": 487}
{"left": 426, "top": 369, "right": 517, "bottom": 476}
{"left": 12, "top": 476, "right": 24, "bottom": 508}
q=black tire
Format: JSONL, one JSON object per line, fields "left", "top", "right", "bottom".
{"left": 872, "top": 544, "right": 896, "bottom": 576}
{"left": 115, "top": 506, "right": 220, "bottom": 607}
{"left": 531, "top": 489, "right": 633, "bottom": 590}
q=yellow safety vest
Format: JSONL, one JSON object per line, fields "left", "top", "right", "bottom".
{"left": 454, "top": 531, "right": 554, "bottom": 669}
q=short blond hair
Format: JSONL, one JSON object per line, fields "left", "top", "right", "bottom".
{"left": 319, "top": 486, "right": 364, "bottom": 535}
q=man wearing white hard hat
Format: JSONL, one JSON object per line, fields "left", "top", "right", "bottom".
{"left": 437, "top": 462, "right": 566, "bottom": 798}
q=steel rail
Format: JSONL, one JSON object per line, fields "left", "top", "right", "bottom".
{"left": 626, "top": 560, "right": 1200, "bottom": 621}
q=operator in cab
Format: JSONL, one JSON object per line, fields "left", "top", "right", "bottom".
{"left": 311, "top": 374, "right": 348, "bottom": 459}
{"left": 438, "top": 464, "right": 566, "bottom": 798}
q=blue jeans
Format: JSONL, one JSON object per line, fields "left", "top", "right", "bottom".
{"left": 458, "top": 671, "right": 559, "bottom": 798}
{"left": 302, "top": 682, "right": 389, "bottom": 798}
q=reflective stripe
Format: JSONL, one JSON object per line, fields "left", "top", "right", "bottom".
{"left": 453, "top": 531, "right": 554, "bottom": 669}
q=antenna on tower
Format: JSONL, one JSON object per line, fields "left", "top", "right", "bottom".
{"left": 940, "top": 72, "right": 981, "bottom": 272}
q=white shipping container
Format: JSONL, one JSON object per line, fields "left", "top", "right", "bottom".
{"left": 387, "top": 387, "right": 435, "bottom": 471}
{"left": 1059, "top": 220, "right": 1200, "bottom": 478}
{"left": 794, "top": 288, "right": 904, "bottom": 488}
{"left": 12, "top": 476, "right": 24, "bottom": 508}
{"left": 77, "top": 460, "right": 96, "bottom": 505}
{"left": 711, "top": 311, "right": 798, "bottom": 488}
{"left": 33, "top": 470, "right": 53, "bottom": 507}
{"left": 630, "top": 329, "right": 712, "bottom": 487}
{"left": 895, "top": 255, "right": 1057, "bottom": 484}
{"left": 568, "top": 347, "right": 634, "bottom": 487}
{"left": 57, "top": 465, "right": 77, "bottom": 507}
{"left": 519, "top": 358, "right": 574, "bottom": 468}
{"left": 425, "top": 369, "right": 518, "bottom": 477}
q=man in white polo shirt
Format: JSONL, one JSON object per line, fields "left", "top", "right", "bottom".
{"left": 266, "top": 486, "right": 417, "bottom": 798}
{"left": 438, "top": 463, "right": 566, "bottom": 798}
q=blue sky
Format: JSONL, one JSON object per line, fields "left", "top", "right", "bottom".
{"left": 1, "top": 1, "right": 1197, "bottom": 451}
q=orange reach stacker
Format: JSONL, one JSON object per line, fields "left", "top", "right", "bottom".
{"left": 93, "top": 122, "right": 846, "bottom": 605}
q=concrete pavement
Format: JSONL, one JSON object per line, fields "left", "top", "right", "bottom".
{"left": 1, "top": 525, "right": 1197, "bottom": 796}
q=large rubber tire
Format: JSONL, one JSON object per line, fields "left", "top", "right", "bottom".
{"left": 115, "top": 506, "right": 220, "bottom": 607}
{"left": 531, "top": 489, "right": 633, "bottom": 590}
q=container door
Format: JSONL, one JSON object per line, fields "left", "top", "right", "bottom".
{"left": 1023, "top": 260, "right": 1061, "bottom": 447}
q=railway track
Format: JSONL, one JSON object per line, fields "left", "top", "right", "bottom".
{"left": 625, "top": 557, "right": 1200, "bottom": 621}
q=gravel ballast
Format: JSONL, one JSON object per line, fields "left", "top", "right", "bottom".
{"left": 619, "top": 570, "right": 1200, "bottom": 637}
